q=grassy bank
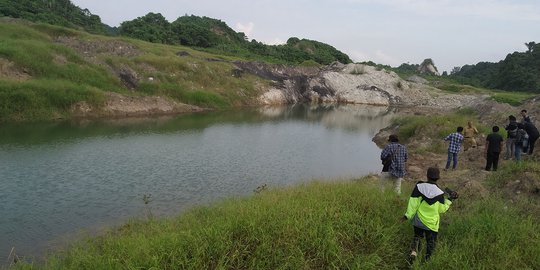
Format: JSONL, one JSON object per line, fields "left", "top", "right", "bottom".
{"left": 11, "top": 174, "right": 540, "bottom": 269}
{"left": 0, "top": 20, "right": 266, "bottom": 121}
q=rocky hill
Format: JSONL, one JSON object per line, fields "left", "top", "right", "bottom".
{"left": 245, "top": 61, "right": 485, "bottom": 109}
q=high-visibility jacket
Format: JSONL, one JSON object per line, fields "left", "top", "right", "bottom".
{"left": 404, "top": 181, "right": 452, "bottom": 232}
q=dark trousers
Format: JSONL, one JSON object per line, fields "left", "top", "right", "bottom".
{"left": 529, "top": 136, "right": 539, "bottom": 154}
{"left": 411, "top": 226, "right": 438, "bottom": 260}
{"left": 485, "top": 152, "right": 500, "bottom": 171}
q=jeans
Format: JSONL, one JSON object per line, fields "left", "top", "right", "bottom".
{"left": 515, "top": 144, "right": 522, "bottom": 161}
{"left": 445, "top": 152, "right": 458, "bottom": 169}
{"left": 505, "top": 138, "right": 515, "bottom": 159}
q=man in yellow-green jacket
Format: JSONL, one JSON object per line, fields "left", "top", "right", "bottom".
{"left": 403, "top": 167, "right": 457, "bottom": 261}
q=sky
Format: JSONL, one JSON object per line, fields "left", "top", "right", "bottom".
{"left": 71, "top": 0, "right": 540, "bottom": 73}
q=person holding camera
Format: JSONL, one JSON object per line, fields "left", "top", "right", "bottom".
{"left": 380, "top": 134, "right": 407, "bottom": 194}
{"left": 403, "top": 167, "right": 457, "bottom": 261}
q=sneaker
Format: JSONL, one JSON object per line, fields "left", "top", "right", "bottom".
{"left": 407, "top": 250, "right": 417, "bottom": 264}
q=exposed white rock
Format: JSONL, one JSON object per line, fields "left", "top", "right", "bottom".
{"left": 252, "top": 62, "right": 486, "bottom": 110}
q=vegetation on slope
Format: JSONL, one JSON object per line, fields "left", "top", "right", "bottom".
{"left": 449, "top": 42, "right": 540, "bottom": 93}
{"left": 0, "top": 0, "right": 108, "bottom": 34}
{"left": 0, "top": 21, "right": 267, "bottom": 121}
{"left": 119, "top": 13, "right": 352, "bottom": 65}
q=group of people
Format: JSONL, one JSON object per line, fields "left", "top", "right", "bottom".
{"left": 378, "top": 109, "right": 538, "bottom": 262}
{"left": 485, "top": 109, "right": 539, "bottom": 170}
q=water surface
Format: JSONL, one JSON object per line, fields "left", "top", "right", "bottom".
{"left": 0, "top": 104, "right": 397, "bottom": 261}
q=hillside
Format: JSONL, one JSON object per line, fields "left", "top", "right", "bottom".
{"left": 0, "top": 19, "right": 270, "bottom": 121}
{"left": 449, "top": 42, "right": 540, "bottom": 93}
{"left": 0, "top": 0, "right": 108, "bottom": 34}
{"left": 1, "top": 19, "right": 538, "bottom": 122}
{"left": 118, "top": 13, "right": 352, "bottom": 65}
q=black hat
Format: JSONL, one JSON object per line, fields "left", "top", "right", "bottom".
{"left": 427, "top": 167, "right": 440, "bottom": 181}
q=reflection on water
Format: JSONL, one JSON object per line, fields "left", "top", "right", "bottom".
{"left": 0, "top": 104, "right": 397, "bottom": 263}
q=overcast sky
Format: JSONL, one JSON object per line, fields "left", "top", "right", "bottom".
{"left": 71, "top": 0, "right": 539, "bottom": 72}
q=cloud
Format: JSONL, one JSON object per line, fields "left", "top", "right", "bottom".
{"left": 343, "top": 0, "right": 540, "bottom": 21}
{"left": 265, "top": 38, "right": 286, "bottom": 45}
{"left": 236, "top": 22, "right": 255, "bottom": 37}
{"left": 349, "top": 50, "right": 401, "bottom": 66}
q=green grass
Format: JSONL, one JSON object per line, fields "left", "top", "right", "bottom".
{"left": 0, "top": 21, "right": 265, "bottom": 121}
{"left": 0, "top": 79, "right": 105, "bottom": 121}
{"left": 11, "top": 178, "right": 540, "bottom": 269}
{"left": 394, "top": 108, "right": 488, "bottom": 142}
{"left": 392, "top": 108, "right": 491, "bottom": 154}
{"left": 490, "top": 91, "right": 535, "bottom": 106}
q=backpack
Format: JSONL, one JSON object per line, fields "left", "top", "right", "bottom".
{"left": 515, "top": 128, "right": 528, "bottom": 144}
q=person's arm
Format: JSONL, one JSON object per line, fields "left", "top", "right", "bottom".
{"left": 381, "top": 146, "right": 390, "bottom": 160}
{"left": 485, "top": 139, "right": 490, "bottom": 156}
{"left": 438, "top": 198, "right": 452, "bottom": 214}
{"left": 405, "top": 196, "right": 421, "bottom": 220}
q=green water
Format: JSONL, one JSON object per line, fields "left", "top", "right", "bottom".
{"left": 0, "top": 104, "right": 397, "bottom": 261}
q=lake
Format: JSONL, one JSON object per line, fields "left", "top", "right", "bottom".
{"left": 0, "top": 104, "right": 397, "bottom": 262}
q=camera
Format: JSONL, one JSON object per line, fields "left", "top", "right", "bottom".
{"left": 444, "top": 187, "right": 459, "bottom": 200}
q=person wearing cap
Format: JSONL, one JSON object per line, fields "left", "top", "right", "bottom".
{"left": 404, "top": 167, "right": 456, "bottom": 261}
{"left": 380, "top": 134, "right": 408, "bottom": 194}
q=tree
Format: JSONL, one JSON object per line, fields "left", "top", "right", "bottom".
{"left": 450, "top": 66, "right": 461, "bottom": 75}
{"left": 119, "top": 13, "right": 172, "bottom": 44}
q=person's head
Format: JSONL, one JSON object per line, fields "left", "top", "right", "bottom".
{"left": 457, "top": 126, "right": 464, "bottom": 133}
{"left": 509, "top": 115, "right": 517, "bottom": 121}
{"left": 521, "top": 109, "right": 527, "bottom": 116}
{"left": 427, "top": 167, "right": 440, "bottom": 182}
{"left": 467, "top": 121, "right": 473, "bottom": 128}
{"left": 388, "top": 134, "right": 399, "bottom": 143}
{"left": 492, "top": 126, "right": 499, "bottom": 132}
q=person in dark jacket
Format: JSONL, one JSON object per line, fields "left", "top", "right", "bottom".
{"left": 404, "top": 167, "right": 456, "bottom": 261}
{"left": 485, "top": 126, "right": 504, "bottom": 171}
{"left": 523, "top": 118, "right": 539, "bottom": 155}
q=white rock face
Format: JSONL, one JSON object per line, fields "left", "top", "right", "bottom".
{"left": 259, "top": 88, "right": 288, "bottom": 105}
{"left": 254, "top": 62, "right": 484, "bottom": 109}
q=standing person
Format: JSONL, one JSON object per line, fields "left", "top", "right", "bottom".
{"left": 504, "top": 115, "right": 519, "bottom": 160}
{"left": 523, "top": 118, "right": 539, "bottom": 155}
{"left": 514, "top": 123, "right": 528, "bottom": 161}
{"left": 520, "top": 109, "right": 531, "bottom": 123}
{"left": 485, "top": 126, "right": 504, "bottom": 171}
{"left": 444, "top": 127, "right": 464, "bottom": 170}
{"left": 403, "top": 167, "right": 457, "bottom": 261}
{"left": 463, "top": 121, "right": 479, "bottom": 151}
{"left": 380, "top": 134, "right": 407, "bottom": 195}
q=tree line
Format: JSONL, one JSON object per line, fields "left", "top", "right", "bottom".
{"left": 0, "top": 0, "right": 108, "bottom": 34}
{"left": 0, "top": 1, "right": 352, "bottom": 65}
{"left": 118, "top": 13, "right": 352, "bottom": 65}
{"left": 448, "top": 42, "right": 540, "bottom": 93}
